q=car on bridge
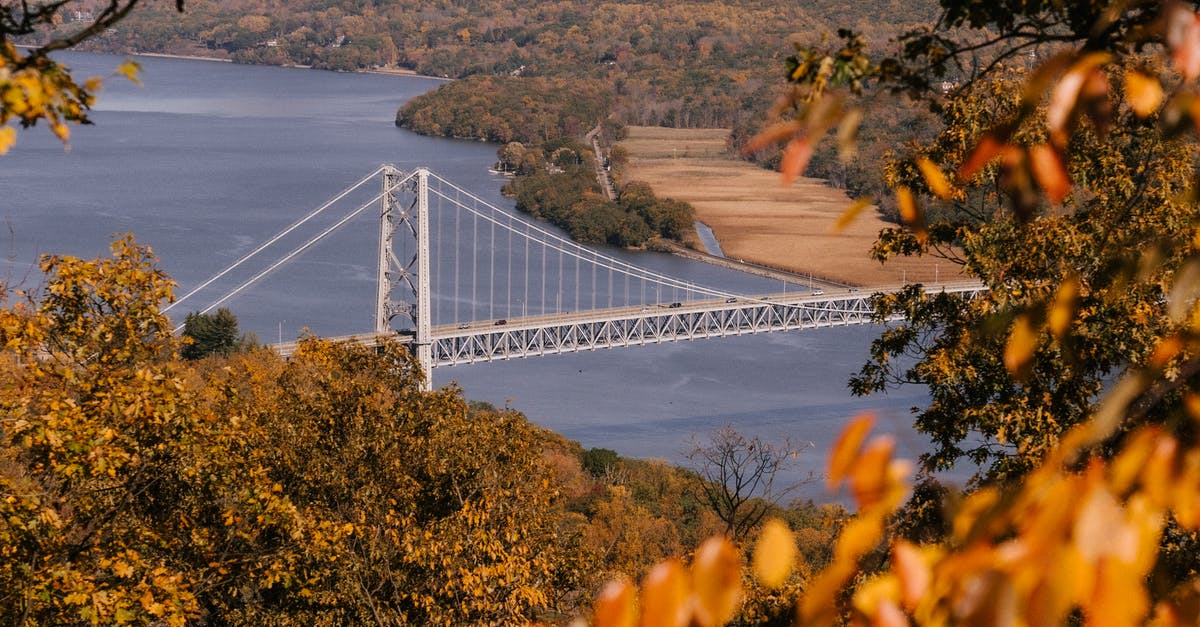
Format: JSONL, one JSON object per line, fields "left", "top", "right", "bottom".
{"left": 669, "top": 302, "right": 682, "bottom": 308}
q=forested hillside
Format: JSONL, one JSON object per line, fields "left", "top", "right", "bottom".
{"left": 55, "top": 0, "right": 937, "bottom": 129}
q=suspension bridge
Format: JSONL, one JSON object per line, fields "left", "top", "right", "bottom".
{"left": 165, "top": 165, "right": 982, "bottom": 390}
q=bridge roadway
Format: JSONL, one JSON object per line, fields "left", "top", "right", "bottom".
{"left": 271, "top": 282, "right": 984, "bottom": 368}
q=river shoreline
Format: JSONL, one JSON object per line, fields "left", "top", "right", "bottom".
{"left": 19, "top": 43, "right": 453, "bottom": 81}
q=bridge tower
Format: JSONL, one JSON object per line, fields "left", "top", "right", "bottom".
{"left": 375, "top": 166, "right": 433, "bottom": 390}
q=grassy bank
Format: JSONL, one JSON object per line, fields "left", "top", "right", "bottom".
{"left": 619, "top": 126, "right": 955, "bottom": 287}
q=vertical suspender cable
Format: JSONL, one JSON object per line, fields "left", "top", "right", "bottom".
{"left": 472, "top": 201, "right": 478, "bottom": 322}
{"left": 506, "top": 214, "right": 512, "bottom": 318}
{"left": 439, "top": 189, "right": 444, "bottom": 326}
{"left": 524, "top": 225, "right": 530, "bottom": 318}
{"left": 489, "top": 209, "right": 495, "bottom": 320}
{"left": 454, "top": 188, "right": 460, "bottom": 324}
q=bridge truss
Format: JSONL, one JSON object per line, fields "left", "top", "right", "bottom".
{"left": 429, "top": 288, "right": 981, "bottom": 368}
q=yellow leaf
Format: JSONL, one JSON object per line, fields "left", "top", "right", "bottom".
{"left": 1090, "top": 560, "right": 1150, "bottom": 626}
{"left": 916, "top": 157, "right": 954, "bottom": 200}
{"left": 0, "top": 125, "right": 14, "bottom": 155}
{"left": 691, "top": 536, "right": 742, "bottom": 627}
{"left": 139, "top": 589, "right": 157, "bottom": 612}
{"left": 1125, "top": 69, "right": 1164, "bottom": 118}
{"left": 1047, "top": 276, "right": 1079, "bottom": 340}
{"left": 828, "top": 413, "right": 875, "bottom": 491}
{"left": 952, "top": 487, "right": 1000, "bottom": 539}
{"left": 113, "top": 559, "right": 135, "bottom": 578}
{"left": 593, "top": 579, "right": 636, "bottom": 627}
{"left": 831, "top": 196, "right": 873, "bottom": 233}
{"left": 834, "top": 512, "right": 885, "bottom": 564}
{"left": 116, "top": 60, "right": 143, "bottom": 86}
{"left": 1003, "top": 314, "right": 1037, "bottom": 377}
{"left": 1029, "top": 545, "right": 1089, "bottom": 624}
{"left": 751, "top": 519, "right": 796, "bottom": 588}
{"left": 1171, "top": 451, "right": 1200, "bottom": 529}
{"left": 640, "top": 560, "right": 689, "bottom": 627}
{"left": 853, "top": 575, "right": 901, "bottom": 620}
{"left": 1110, "top": 427, "right": 1162, "bottom": 496}
{"left": 896, "top": 187, "right": 927, "bottom": 243}
{"left": 50, "top": 122, "right": 69, "bottom": 143}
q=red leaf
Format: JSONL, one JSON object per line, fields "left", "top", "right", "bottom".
{"left": 780, "top": 136, "right": 813, "bottom": 186}
{"left": 1167, "top": 0, "right": 1200, "bottom": 80}
{"left": 1029, "top": 143, "right": 1071, "bottom": 204}
{"left": 827, "top": 413, "right": 875, "bottom": 491}
{"left": 957, "top": 134, "right": 1005, "bottom": 182}
{"left": 741, "top": 120, "right": 802, "bottom": 155}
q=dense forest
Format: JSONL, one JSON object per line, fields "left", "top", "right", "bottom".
{"left": 0, "top": 238, "right": 840, "bottom": 623}
{"left": 396, "top": 75, "right": 614, "bottom": 144}
{"left": 45, "top": 0, "right": 938, "bottom": 129}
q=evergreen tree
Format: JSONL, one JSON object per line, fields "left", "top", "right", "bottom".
{"left": 180, "top": 307, "right": 239, "bottom": 360}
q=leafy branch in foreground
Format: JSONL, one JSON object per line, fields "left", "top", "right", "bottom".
{"left": 0, "top": 1, "right": 184, "bottom": 153}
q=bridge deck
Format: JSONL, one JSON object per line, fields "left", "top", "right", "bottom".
{"left": 271, "top": 282, "right": 983, "bottom": 366}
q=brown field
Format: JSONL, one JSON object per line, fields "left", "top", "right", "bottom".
{"left": 619, "top": 126, "right": 957, "bottom": 287}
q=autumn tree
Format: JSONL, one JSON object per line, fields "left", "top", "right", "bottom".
{"left": 685, "top": 426, "right": 808, "bottom": 541}
{"left": 850, "top": 62, "right": 1197, "bottom": 482}
{"left": 0, "top": 237, "right": 207, "bottom": 624}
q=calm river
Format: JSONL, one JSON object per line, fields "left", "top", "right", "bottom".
{"left": 1, "top": 52, "right": 952, "bottom": 499}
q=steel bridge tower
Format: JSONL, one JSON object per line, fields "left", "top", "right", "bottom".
{"left": 375, "top": 166, "right": 433, "bottom": 390}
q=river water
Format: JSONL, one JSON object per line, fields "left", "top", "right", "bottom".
{"left": 1, "top": 52, "right": 954, "bottom": 500}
